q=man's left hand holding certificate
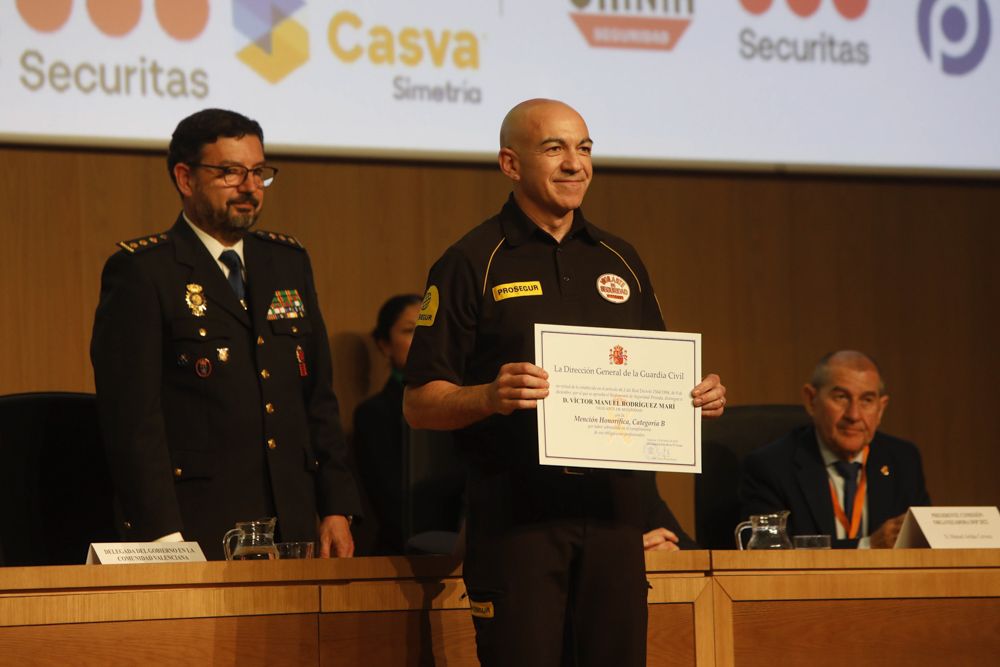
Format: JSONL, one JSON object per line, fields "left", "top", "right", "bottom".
{"left": 535, "top": 323, "right": 702, "bottom": 473}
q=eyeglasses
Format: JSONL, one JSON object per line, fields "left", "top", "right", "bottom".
{"left": 190, "top": 163, "right": 278, "bottom": 188}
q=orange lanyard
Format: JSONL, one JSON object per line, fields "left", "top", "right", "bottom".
{"left": 828, "top": 446, "right": 869, "bottom": 539}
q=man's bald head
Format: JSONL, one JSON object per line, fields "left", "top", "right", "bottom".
{"left": 499, "top": 99, "right": 585, "bottom": 151}
{"left": 496, "top": 99, "right": 593, "bottom": 230}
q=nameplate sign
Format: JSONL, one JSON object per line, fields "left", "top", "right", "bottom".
{"left": 895, "top": 506, "right": 1000, "bottom": 549}
{"left": 86, "top": 542, "right": 206, "bottom": 564}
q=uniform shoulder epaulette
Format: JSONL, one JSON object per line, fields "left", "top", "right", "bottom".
{"left": 253, "top": 229, "right": 305, "bottom": 250}
{"left": 117, "top": 232, "right": 171, "bottom": 254}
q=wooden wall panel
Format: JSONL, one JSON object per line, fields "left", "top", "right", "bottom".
{"left": 1, "top": 144, "right": 997, "bottom": 540}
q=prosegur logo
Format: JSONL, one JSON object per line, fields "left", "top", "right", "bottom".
{"left": 568, "top": 0, "right": 696, "bottom": 52}
{"left": 918, "top": 0, "right": 992, "bottom": 75}
{"left": 739, "top": 0, "right": 870, "bottom": 65}
{"left": 234, "top": 0, "right": 309, "bottom": 84}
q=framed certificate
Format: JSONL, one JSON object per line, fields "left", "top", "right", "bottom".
{"left": 534, "top": 323, "right": 701, "bottom": 473}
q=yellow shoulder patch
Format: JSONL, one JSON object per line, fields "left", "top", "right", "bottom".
{"left": 416, "top": 285, "right": 439, "bottom": 327}
{"left": 492, "top": 281, "right": 542, "bottom": 302}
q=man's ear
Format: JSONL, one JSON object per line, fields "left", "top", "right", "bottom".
{"left": 174, "top": 163, "right": 195, "bottom": 197}
{"left": 498, "top": 147, "right": 520, "bottom": 181}
{"left": 801, "top": 383, "right": 817, "bottom": 417}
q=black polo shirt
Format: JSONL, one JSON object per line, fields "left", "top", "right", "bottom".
{"left": 406, "top": 195, "right": 665, "bottom": 472}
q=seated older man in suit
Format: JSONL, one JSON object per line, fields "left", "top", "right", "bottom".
{"left": 739, "top": 350, "right": 930, "bottom": 549}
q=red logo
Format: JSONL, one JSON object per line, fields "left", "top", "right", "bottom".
{"left": 570, "top": 0, "right": 695, "bottom": 52}
{"left": 739, "top": 0, "right": 869, "bottom": 20}
{"left": 609, "top": 345, "right": 628, "bottom": 366}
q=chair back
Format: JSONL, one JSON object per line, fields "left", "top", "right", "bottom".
{"left": 403, "top": 428, "right": 466, "bottom": 554}
{"left": 0, "top": 392, "right": 118, "bottom": 566}
{"left": 695, "top": 404, "right": 811, "bottom": 550}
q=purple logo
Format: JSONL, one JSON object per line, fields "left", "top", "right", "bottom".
{"left": 918, "top": 0, "right": 992, "bottom": 75}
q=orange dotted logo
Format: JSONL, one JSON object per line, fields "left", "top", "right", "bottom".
{"left": 16, "top": 0, "right": 210, "bottom": 40}
{"left": 740, "top": 0, "right": 868, "bottom": 20}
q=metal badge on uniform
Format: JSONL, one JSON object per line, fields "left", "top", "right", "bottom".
{"left": 295, "top": 345, "right": 308, "bottom": 377}
{"left": 195, "top": 357, "right": 212, "bottom": 378}
{"left": 596, "top": 274, "right": 631, "bottom": 304}
{"left": 217, "top": 347, "right": 230, "bottom": 363}
{"left": 185, "top": 284, "right": 207, "bottom": 317}
{"left": 267, "top": 289, "right": 306, "bottom": 320}
{"left": 469, "top": 599, "right": 495, "bottom": 619}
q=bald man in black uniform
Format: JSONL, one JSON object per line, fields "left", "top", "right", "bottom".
{"left": 91, "top": 109, "right": 361, "bottom": 560}
{"left": 404, "top": 99, "right": 726, "bottom": 667}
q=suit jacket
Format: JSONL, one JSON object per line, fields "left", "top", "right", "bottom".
{"left": 91, "top": 216, "right": 361, "bottom": 559}
{"left": 739, "top": 425, "right": 930, "bottom": 549}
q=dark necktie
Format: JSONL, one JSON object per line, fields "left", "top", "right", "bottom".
{"left": 219, "top": 250, "right": 245, "bottom": 302}
{"left": 833, "top": 460, "right": 863, "bottom": 522}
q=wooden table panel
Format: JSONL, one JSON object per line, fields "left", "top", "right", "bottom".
{"left": 647, "top": 604, "right": 696, "bottom": 667}
{"left": 0, "top": 614, "right": 318, "bottom": 667}
{"left": 319, "top": 610, "right": 478, "bottom": 667}
{"left": 321, "top": 578, "right": 467, "bottom": 613}
{"left": 731, "top": 598, "right": 1000, "bottom": 667}
{"left": 0, "top": 584, "right": 318, "bottom": 626}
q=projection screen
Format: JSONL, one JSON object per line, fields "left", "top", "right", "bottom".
{"left": 1, "top": 0, "right": 997, "bottom": 175}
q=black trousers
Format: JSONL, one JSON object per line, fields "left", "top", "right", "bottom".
{"left": 463, "top": 515, "right": 648, "bottom": 667}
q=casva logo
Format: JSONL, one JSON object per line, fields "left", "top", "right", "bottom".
{"left": 234, "top": 0, "right": 309, "bottom": 84}
{"left": 16, "top": 0, "right": 210, "bottom": 39}
{"left": 917, "top": 0, "right": 992, "bottom": 75}
{"left": 568, "top": 0, "right": 696, "bottom": 52}
{"left": 739, "top": 0, "right": 868, "bottom": 19}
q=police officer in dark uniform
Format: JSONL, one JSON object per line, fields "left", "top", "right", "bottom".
{"left": 91, "top": 109, "right": 361, "bottom": 560}
{"left": 403, "top": 99, "right": 726, "bottom": 666}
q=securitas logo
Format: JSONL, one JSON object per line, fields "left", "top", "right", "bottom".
{"left": 234, "top": 0, "right": 309, "bottom": 84}
{"left": 568, "top": 0, "right": 696, "bottom": 52}
{"left": 16, "top": 0, "right": 209, "bottom": 39}
{"left": 739, "top": 0, "right": 871, "bottom": 66}
{"left": 917, "top": 0, "right": 992, "bottom": 75}
{"left": 16, "top": 0, "right": 209, "bottom": 98}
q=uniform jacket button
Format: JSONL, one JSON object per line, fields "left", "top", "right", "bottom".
{"left": 267, "top": 438, "right": 277, "bottom": 450}
{"left": 173, "top": 467, "right": 183, "bottom": 477}
{"left": 265, "top": 403, "right": 275, "bottom": 414}
{"left": 260, "top": 369, "right": 270, "bottom": 379}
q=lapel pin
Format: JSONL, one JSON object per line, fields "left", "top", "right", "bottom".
{"left": 217, "top": 347, "right": 230, "bottom": 363}
{"left": 195, "top": 357, "right": 212, "bottom": 378}
{"left": 296, "top": 345, "right": 308, "bottom": 377}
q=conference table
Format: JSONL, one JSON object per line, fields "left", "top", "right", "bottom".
{"left": 1, "top": 549, "right": 997, "bottom": 665}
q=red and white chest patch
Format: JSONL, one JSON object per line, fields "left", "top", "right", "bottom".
{"left": 596, "top": 273, "right": 631, "bottom": 304}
